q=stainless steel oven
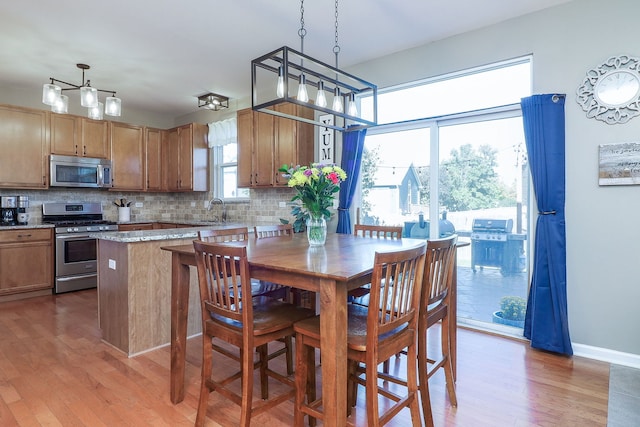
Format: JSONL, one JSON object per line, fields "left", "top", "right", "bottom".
{"left": 43, "top": 202, "right": 118, "bottom": 293}
{"left": 55, "top": 233, "right": 99, "bottom": 292}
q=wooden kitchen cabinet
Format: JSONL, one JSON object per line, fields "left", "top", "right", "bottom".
{"left": 236, "top": 105, "right": 314, "bottom": 188}
{"left": 163, "top": 123, "right": 208, "bottom": 192}
{"left": 50, "top": 113, "right": 79, "bottom": 156}
{"left": 50, "top": 113, "right": 109, "bottom": 158}
{"left": 274, "top": 103, "right": 314, "bottom": 186}
{"left": 81, "top": 118, "right": 110, "bottom": 158}
{"left": 236, "top": 108, "right": 253, "bottom": 188}
{"left": 118, "top": 223, "right": 154, "bottom": 231}
{"left": 0, "top": 104, "right": 49, "bottom": 189}
{"left": 145, "top": 127, "right": 163, "bottom": 191}
{"left": 0, "top": 228, "right": 53, "bottom": 296}
{"left": 110, "top": 122, "right": 145, "bottom": 191}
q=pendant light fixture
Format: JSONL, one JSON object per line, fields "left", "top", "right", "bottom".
{"left": 197, "top": 93, "right": 230, "bottom": 110}
{"left": 251, "top": 0, "right": 377, "bottom": 132}
{"left": 42, "top": 64, "right": 122, "bottom": 117}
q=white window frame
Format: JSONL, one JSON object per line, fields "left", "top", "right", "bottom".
{"left": 211, "top": 144, "right": 250, "bottom": 200}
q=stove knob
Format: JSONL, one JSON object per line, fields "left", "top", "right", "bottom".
{"left": 73, "top": 227, "right": 79, "bottom": 232}
{"left": 67, "top": 227, "right": 73, "bottom": 233}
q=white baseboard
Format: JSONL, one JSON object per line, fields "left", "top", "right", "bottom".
{"left": 572, "top": 343, "right": 640, "bottom": 369}
{"left": 459, "top": 319, "right": 640, "bottom": 369}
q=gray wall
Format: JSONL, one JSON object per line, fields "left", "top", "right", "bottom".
{"left": 347, "top": 0, "right": 640, "bottom": 358}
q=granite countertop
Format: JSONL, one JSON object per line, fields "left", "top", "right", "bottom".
{"left": 92, "top": 222, "right": 246, "bottom": 243}
{"left": 0, "top": 222, "right": 55, "bottom": 230}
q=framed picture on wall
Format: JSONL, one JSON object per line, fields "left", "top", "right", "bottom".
{"left": 599, "top": 142, "right": 640, "bottom": 185}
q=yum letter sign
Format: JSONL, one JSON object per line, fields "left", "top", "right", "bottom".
{"left": 318, "top": 114, "right": 334, "bottom": 164}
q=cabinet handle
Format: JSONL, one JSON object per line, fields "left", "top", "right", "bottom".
{"left": 75, "top": 145, "right": 78, "bottom": 155}
{"left": 17, "top": 234, "right": 32, "bottom": 238}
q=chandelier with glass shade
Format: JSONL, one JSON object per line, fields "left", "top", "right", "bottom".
{"left": 251, "top": 0, "right": 377, "bottom": 132}
{"left": 42, "top": 63, "right": 122, "bottom": 119}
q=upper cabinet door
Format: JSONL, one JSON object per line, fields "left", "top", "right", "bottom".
{"left": 237, "top": 109, "right": 253, "bottom": 188}
{"left": 145, "top": 128, "right": 163, "bottom": 191}
{"left": 81, "top": 118, "right": 109, "bottom": 158}
{"left": 0, "top": 105, "right": 49, "bottom": 189}
{"left": 50, "top": 113, "right": 80, "bottom": 156}
{"left": 253, "top": 111, "right": 275, "bottom": 187}
{"left": 110, "top": 122, "right": 144, "bottom": 191}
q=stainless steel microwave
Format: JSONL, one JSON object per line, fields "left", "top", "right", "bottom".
{"left": 50, "top": 154, "right": 112, "bottom": 188}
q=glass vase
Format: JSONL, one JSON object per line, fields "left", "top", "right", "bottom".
{"left": 306, "top": 216, "right": 327, "bottom": 246}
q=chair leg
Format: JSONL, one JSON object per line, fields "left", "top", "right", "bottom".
{"left": 240, "top": 342, "right": 255, "bottom": 427}
{"left": 195, "top": 336, "right": 213, "bottom": 427}
{"left": 365, "top": 356, "right": 381, "bottom": 427}
{"left": 258, "top": 344, "right": 269, "bottom": 400}
{"left": 406, "top": 343, "right": 423, "bottom": 426}
{"left": 418, "top": 331, "right": 435, "bottom": 427}
{"left": 284, "top": 335, "right": 294, "bottom": 375}
{"left": 307, "top": 346, "right": 317, "bottom": 427}
{"left": 295, "top": 335, "right": 315, "bottom": 427}
{"left": 347, "top": 360, "right": 358, "bottom": 411}
{"left": 441, "top": 316, "right": 458, "bottom": 406}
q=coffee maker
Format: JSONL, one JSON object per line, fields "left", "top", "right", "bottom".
{"left": 17, "top": 195, "right": 29, "bottom": 225}
{"left": 1, "top": 196, "right": 17, "bottom": 226}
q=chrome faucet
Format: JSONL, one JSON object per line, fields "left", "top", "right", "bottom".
{"left": 207, "top": 197, "right": 226, "bottom": 223}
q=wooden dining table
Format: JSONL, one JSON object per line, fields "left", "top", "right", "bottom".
{"left": 161, "top": 232, "right": 460, "bottom": 426}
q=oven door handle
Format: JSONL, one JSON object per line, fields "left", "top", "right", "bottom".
{"left": 56, "top": 234, "right": 94, "bottom": 240}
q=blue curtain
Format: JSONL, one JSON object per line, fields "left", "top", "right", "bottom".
{"left": 520, "top": 94, "right": 572, "bottom": 355}
{"left": 336, "top": 128, "right": 367, "bottom": 234}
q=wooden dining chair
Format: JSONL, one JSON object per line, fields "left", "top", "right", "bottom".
{"left": 198, "top": 227, "right": 293, "bottom": 372}
{"left": 193, "top": 241, "right": 315, "bottom": 427}
{"left": 294, "top": 243, "right": 427, "bottom": 427}
{"left": 198, "top": 226, "right": 250, "bottom": 243}
{"left": 252, "top": 223, "right": 300, "bottom": 373}
{"left": 198, "top": 227, "right": 288, "bottom": 300}
{"left": 253, "top": 223, "right": 294, "bottom": 238}
{"left": 353, "top": 223, "right": 403, "bottom": 239}
{"left": 417, "top": 235, "right": 458, "bottom": 427}
{"left": 349, "top": 224, "right": 404, "bottom": 303}
{"left": 380, "top": 235, "right": 459, "bottom": 426}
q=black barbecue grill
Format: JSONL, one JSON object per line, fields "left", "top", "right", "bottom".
{"left": 471, "top": 218, "right": 526, "bottom": 275}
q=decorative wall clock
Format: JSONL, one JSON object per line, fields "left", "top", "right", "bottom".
{"left": 576, "top": 55, "right": 640, "bottom": 124}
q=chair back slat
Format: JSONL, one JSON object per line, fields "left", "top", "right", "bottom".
{"left": 193, "top": 240, "right": 252, "bottom": 324}
{"left": 254, "top": 224, "right": 294, "bottom": 238}
{"left": 199, "top": 227, "right": 249, "bottom": 243}
{"left": 369, "top": 244, "right": 426, "bottom": 337}
{"left": 354, "top": 224, "right": 403, "bottom": 239}
{"left": 424, "top": 235, "right": 458, "bottom": 308}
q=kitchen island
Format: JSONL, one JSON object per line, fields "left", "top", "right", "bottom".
{"left": 93, "top": 223, "right": 244, "bottom": 356}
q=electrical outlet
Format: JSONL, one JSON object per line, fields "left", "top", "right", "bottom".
{"left": 135, "top": 202, "right": 143, "bottom": 208}
{"left": 204, "top": 201, "right": 209, "bottom": 209}
{"left": 108, "top": 259, "right": 116, "bottom": 270}
{"left": 279, "top": 201, "right": 286, "bottom": 208}
{"left": 190, "top": 202, "right": 196, "bottom": 207}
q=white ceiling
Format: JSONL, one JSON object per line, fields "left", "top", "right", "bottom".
{"left": 0, "top": 0, "right": 572, "bottom": 117}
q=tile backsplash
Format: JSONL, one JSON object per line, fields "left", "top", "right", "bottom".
{"left": 0, "top": 187, "right": 308, "bottom": 228}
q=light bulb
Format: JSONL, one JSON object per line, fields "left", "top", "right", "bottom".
{"left": 332, "top": 87, "right": 343, "bottom": 113}
{"left": 80, "top": 86, "right": 98, "bottom": 108}
{"left": 297, "top": 75, "right": 309, "bottom": 102}
{"left": 316, "top": 81, "right": 327, "bottom": 108}
{"left": 42, "top": 83, "right": 61, "bottom": 106}
{"left": 347, "top": 93, "right": 358, "bottom": 117}
{"left": 52, "top": 94, "right": 69, "bottom": 114}
{"left": 105, "top": 96, "right": 122, "bottom": 117}
{"left": 276, "top": 67, "right": 285, "bottom": 98}
{"left": 88, "top": 102, "right": 104, "bottom": 120}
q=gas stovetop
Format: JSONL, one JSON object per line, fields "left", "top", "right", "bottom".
{"left": 42, "top": 202, "right": 119, "bottom": 234}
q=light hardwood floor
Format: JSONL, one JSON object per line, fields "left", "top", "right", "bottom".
{"left": 0, "top": 289, "right": 609, "bottom": 426}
